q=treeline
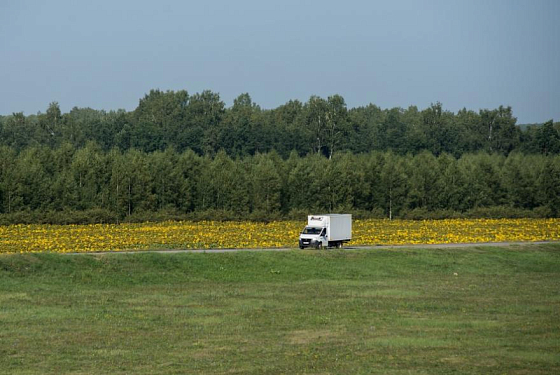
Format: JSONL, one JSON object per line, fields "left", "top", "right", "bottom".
{"left": 1, "top": 90, "right": 559, "bottom": 158}
{"left": 1, "top": 145, "right": 559, "bottom": 224}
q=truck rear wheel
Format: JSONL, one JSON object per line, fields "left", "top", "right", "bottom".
{"left": 336, "top": 242, "right": 343, "bottom": 248}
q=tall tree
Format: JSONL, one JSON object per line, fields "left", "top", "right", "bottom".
{"left": 250, "top": 153, "right": 282, "bottom": 213}
{"left": 221, "top": 93, "right": 262, "bottom": 156}
{"left": 325, "top": 94, "right": 349, "bottom": 159}
{"left": 3, "top": 112, "right": 32, "bottom": 149}
{"left": 379, "top": 152, "right": 408, "bottom": 219}
{"left": 383, "top": 108, "right": 408, "bottom": 154}
{"left": 133, "top": 89, "right": 188, "bottom": 150}
{"left": 0, "top": 146, "right": 18, "bottom": 213}
{"left": 186, "top": 90, "right": 225, "bottom": 155}
{"left": 325, "top": 152, "right": 369, "bottom": 211}
{"left": 37, "top": 102, "right": 62, "bottom": 147}
{"left": 438, "top": 153, "right": 468, "bottom": 211}
{"left": 480, "top": 106, "right": 520, "bottom": 154}
{"left": 407, "top": 151, "right": 441, "bottom": 210}
{"left": 176, "top": 149, "right": 202, "bottom": 212}
{"left": 148, "top": 148, "right": 182, "bottom": 211}
{"left": 536, "top": 156, "right": 560, "bottom": 216}
{"left": 536, "top": 120, "right": 560, "bottom": 155}
{"left": 304, "top": 96, "right": 329, "bottom": 156}
{"left": 71, "top": 141, "right": 103, "bottom": 210}
{"left": 503, "top": 153, "right": 538, "bottom": 209}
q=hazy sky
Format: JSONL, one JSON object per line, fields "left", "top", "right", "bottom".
{"left": 1, "top": 0, "right": 558, "bottom": 124}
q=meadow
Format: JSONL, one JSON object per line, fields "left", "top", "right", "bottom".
{"left": 0, "top": 218, "right": 559, "bottom": 254}
{"left": 1, "top": 244, "right": 559, "bottom": 374}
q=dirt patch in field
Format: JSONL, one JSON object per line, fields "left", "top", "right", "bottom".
{"left": 288, "top": 329, "right": 342, "bottom": 345}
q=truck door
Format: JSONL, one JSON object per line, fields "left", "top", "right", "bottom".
{"left": 320, "top": 228, "right": 328, "bottom": 247}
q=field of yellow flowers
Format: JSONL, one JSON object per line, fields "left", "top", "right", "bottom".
{"left": 0, "top": 218, "right": 559, "bottom": 254}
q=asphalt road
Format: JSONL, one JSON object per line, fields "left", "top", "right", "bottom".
{"left": 77, "top": 241, "right": 557, "bottom": 255}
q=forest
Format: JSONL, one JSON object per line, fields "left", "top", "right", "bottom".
{"left": 0, "top": 89, "right": 559, "bottom": 223}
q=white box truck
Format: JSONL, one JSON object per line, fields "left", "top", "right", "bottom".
{"left": 299, "top": 214, "right": 352, "bottom": 249}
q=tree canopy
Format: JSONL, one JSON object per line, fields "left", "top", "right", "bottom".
{"left": 1, "top": 90, "right": 558, "bottom": 157}
{"left": 1, "top": 90, "right": 559, "bottom": 223}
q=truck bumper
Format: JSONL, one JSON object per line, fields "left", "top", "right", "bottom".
{"left": 299, "top": 238, "right": 316, "bottom": 249}
{"left": 299, "top": 239, "right": 319, "bottom": 249}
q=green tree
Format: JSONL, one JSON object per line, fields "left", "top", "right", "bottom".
{"left": 480, "top": 106, "right": 520, "bottom": 154}
{"left": 459, "top": 153, "right": 506, "bottom": 209}
{"left": 407, "top": 151, "right": 441, "bottom": 210}
{"left": 379, "top": 152, "right": 408, "bottom": 219}
{"left": 536, "top": 156, "right": 560, "bottom": 216}
{"left": 220, "top": 93, "right": 262, "bottom": 156}
{"left": 325, "top": 153, "right": 369, "bottom": 211}
{"left": 176, "top": 149, "right": 202, "bottom": 212}
{"left": 502, "top": 153, "right": 539, "bottom": 209}
{"left": 13, "top": 147, "right": 52, "bottom": 211}
{"left": 0, "top": 146, "right": 18, "bottom": 213}
{"left": 438, "top": 153, "right": 468, "bottom": 211}
{"left": 108, "top": 148, "right": 151, "bottom": 219}
{"left": 456, "top": 108, "right": 483, "bottom": 153}
{"left": 383, "top": 108, "right": 408, "bottom": 154}
{"left": 536, "top": 120, "right": 560, "bottom": 155}
{"left": 133, "top": 89, "right": 188, "bottom": 150}
{"left": 250, "top": 153, "right": 282, "bottom": 213}
{"left": 71, "top": 142, "right": 104, "bottom": 210}
{"left": 421, "top": 103, "right": 460, "bottom": 156}
{"left": 401, "top": 106, "right": 424, "bottom": 154}
{"left": 123, "top": 149, "right": 151, "bottom": 216}
{"left": 304, "top": 96, "right": 329, "bottom": 156}
{"left": 324, "top": 94, "right": 349, "bottom": 159}
{"left": 3, "top": 112, "right": 33, "bottom": 150}
{"left": 287, "top": 153, "right": 328, "bottom": 212}
{"left": 278, "top": 100, "right": 309, "bottom": 156}
{"left": 36, "top": 102, "right": 62, "bottom": 147}
{"left": 363, "top": 152, "right": 386, "bottom": 212}
{"left": 346, "top": 105, "right": 382, "bottom": 153}
{"left": 198, "top": 151, "right": 248, "bottom": 213}
{"left": 50, "top": 142, "right": 78, "bottom": 211}
{"left": 148, "top": 148, "right": 182, "bottom": 211}
{"left": 186, "top": 90, "right": 225, "bottom": 155}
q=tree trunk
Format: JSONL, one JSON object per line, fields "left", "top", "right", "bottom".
{"left": 389, "top": 186, "right": 393, "bottom": 221}
{"left": 128, "top": 181, "right": 132, "bottom": 216}
{"left": 488, "top": 120, "right": 494, "bottom": 152}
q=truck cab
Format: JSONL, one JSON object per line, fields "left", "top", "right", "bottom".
{"left": 299, "top": 225, "right": 328, "bottom": 249}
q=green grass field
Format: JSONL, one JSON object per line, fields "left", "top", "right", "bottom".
{"left": 1, "top": 245, "right": 559, "bottom": 374}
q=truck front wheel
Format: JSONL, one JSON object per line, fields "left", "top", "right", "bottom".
{"left": 317, "top": 242, "right": 322, "bottom": 250}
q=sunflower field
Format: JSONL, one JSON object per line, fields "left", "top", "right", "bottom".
{"left": 0, "top": 218, "right": 559, "bottom": 254}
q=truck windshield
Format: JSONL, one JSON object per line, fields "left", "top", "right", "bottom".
{"left": 302, "top": 227, "right": 323, "bottom": 235}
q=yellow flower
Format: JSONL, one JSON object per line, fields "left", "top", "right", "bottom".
{"left": 0, "top": 218, "right": 558, "bottom": 254}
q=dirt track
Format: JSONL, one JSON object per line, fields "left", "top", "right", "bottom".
{"left": 77, "top": 241, "right": 558, "bottom": 255}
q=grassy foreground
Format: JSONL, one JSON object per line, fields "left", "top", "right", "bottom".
{"left": 1, "top": 245, "right": 559, "bottom": 374}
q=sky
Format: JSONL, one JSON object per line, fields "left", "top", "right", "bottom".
{"left": 1, "top": 0, "right": 558, "bottom": 124}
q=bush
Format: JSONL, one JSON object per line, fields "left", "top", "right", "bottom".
{"left": 400, "top": 208, "right": 463, "bottom": 220}
{"left": 0, "top": 209, "right": 118, "bottom": 225}
{"left": 532, "top": 206, "right": 554, "bottom": 218}
{"left": 464, "top": 206, "right": 537, "bottom": 219}
{"left": 123, "top": 209, "right": 188, "bottom": 223}
{"left": 0, "top": 205, "right": 555, "bottom": 226}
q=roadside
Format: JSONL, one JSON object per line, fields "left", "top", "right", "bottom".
{"left": 70, "top": 241, "right": 558, "bottom": 255}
